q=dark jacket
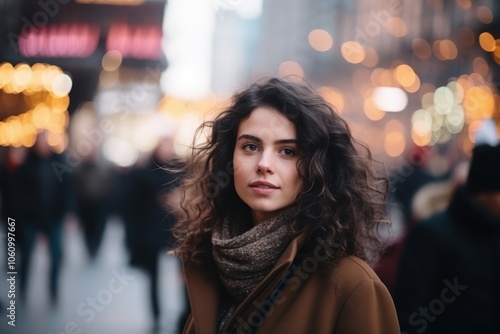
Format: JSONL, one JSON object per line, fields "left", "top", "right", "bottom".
{"left": 1, "top": 149, "right": 72, "bottom": 226}
{"left": 182, "top": 233, "right": 400, "bottom": 334}
{"left": 125, "top": 159, "right": 180, "bottom": 269}
{"left": 394, "top": 185, "right": 500, "bottom": 333}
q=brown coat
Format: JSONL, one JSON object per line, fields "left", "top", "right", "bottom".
{"left": 182, "top": 233, "right": 400, "bottom": 334}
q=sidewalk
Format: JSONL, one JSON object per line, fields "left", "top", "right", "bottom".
{"left": 0, "top": 217, "right": 186, "bottom": 334}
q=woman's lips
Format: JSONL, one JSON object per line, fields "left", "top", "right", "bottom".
{"left": 250, "top": 181, "right": 279, "bottom": 195}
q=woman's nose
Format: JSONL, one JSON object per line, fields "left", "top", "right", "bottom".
{"left": 257, "top": 152, "right": 274, "bottom": 174}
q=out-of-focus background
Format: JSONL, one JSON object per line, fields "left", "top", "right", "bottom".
{"left": 0, "top": 0, "right": 499, "bottom": 333}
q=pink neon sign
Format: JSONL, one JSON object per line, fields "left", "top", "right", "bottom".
{"left": 106, "top": 22, "right": 163, "bottom": 60}
{"left": 19, "top": 23, "right": 100, "bottom": 58}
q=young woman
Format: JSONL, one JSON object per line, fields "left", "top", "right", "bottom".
{"left": 173, "top": 77, "right": 399, "bottom": 333}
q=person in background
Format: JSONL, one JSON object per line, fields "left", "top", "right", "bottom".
{"left": 124, "top": 135, "right": 183, "bottom": 332}
{"left": 173, "top": 77, "right": 399, "bottom": 333}
{"left": 389, "top": 145, "right": 437, "bottom": 228}
{"left": 394, "top": 142, "right": 500, "bottom": 333}
{"left": 374, "top": 144, "right": 449, "bottom": 294}
{"left": 73, "top": 144, "right": 112, "bottom": 261}
{"left": 410, "top": 160, "right": 469, "bottom": 223}
{"left": 0, "top": 146, "right": 29, "bottom": 311}
{"left": 18, "top": 132, "right": 73, "bottom": 306}
{"left": 0, "top": 146, "right": 30, "bottom": 238}
{"left": 0, "top": 146, "right": 30, "bottom": 287}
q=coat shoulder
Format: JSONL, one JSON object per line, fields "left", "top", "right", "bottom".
{"left": 324, "top": 256, "right": 393, "bottom": 302}
{"left": 301, "top": 255, "right": 389, "bottom": 304}
{"left": 332, "top": 256, "right": 383, "bottom": 286}
{"left": 322, "top": 256, "right": 400, "bottom": 333}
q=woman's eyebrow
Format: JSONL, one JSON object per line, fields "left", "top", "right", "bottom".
{"left": 275, "top": 139, "right": 298, "bottom": 145}
{"left": 237, "top": 134, "right": 261, "bottom": 142}
{"left": 237, "top": 134, "right": 297, "bottom": 145}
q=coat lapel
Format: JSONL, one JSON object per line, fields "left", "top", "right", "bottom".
{"left": 184, "top": 264, "right": 220, "bottom": 334}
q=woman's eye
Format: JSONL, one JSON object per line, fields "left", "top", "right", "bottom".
{"left": 281, "top": 148, "right": 295, "bottom": 156}
{"left": 243, "top": 143, "right": 258, "bottom": 152}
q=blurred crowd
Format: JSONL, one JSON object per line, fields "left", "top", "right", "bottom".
{"left": 374, "top": 121, "right": 500, "bottom": 333}
{"left": 0, "top": 131, "right": 188, "bottom": 333}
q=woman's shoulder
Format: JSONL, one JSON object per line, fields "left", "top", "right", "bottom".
{"left": 326, "top": 256, "right": 386, "bottom": 292}
{"left": 302, "top": 255, "right": 395, "bottom": 316}
{"left": 335, "top": 256, "right": 380, "bottom": 277}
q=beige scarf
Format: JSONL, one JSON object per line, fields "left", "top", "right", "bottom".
{"left": 211, "top": 209, "right": 295, "bottom": 303}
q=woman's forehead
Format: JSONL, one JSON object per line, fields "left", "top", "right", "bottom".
{"left": 237, "top": 107, "right": 297, "bottom": 139}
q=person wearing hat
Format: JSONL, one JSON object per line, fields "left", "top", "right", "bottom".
{"left": 393, "top": 142, "right": 500, "bottom": 334}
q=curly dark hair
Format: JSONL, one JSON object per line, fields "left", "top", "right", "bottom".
{"left": 173, "top": 77, "right": 389, "bottom": 269}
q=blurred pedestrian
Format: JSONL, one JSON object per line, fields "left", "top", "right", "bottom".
{"left": 389, "top": 145, "right": 437, "bottom": 227}
{"left": 411, "top": 160, "right": 469, "bottom": 222}
{"left": 0, "top": 146, "right": 28, "bottom": 312}
{"left": 124, "top": 135, "right": 183, "bottom": 332}
{"left": 73, "top": 145, "right": 112, "bottom": 260}
{"left": 173, "top": 77, "right": 399, "bottom": 333}
{"left": 374, "top": 145, "right": 443, "bottom": 294}
{"left": 394, "top": 143, "right": 500, "bottom": 333}
{"left": 18, "top": 132, "right": 73, "bottom": 306}
{"left": 0, "top": 146, "right": 30, "bottom": 241}
{"left": 0, "top": 146, "right": 31, "bottom": 291}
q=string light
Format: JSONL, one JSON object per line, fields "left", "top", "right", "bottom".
{"left": 0, "top": 62, "right": 71, "bottom": 148}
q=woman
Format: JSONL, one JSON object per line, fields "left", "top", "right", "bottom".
{"left": 173, "top": 77, "right": 399, "bottom": 333}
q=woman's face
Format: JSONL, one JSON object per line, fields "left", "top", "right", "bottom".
{"left": 233, "top": 107, "right": 303, "bottom": 224}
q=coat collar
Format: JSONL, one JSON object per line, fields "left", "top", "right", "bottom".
{"left": 183, "top": 232, "right": 308, "bottom": 334}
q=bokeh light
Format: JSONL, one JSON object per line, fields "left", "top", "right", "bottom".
{"left": 341, "top": 41, "right": 365, "bottom": 64}
{"left": 364, "top": 92, "right": 385, "bottom": 121}
{"left": 387, "top": 17, "right": 408, "bottom": 38}
{"left": 384, "top": 119, "right": 406, "bottom": 157}
{"left": 479, "top": 32, "right": 496, "bottom": 52}
{"left": 362, "top": 46, "right": 379, "bottom": 67}
{"left": 318, "top": 86, "right": 345, "bottom": 114}
{"left": 477, "top": 6, "right": 493, "bottom": 24}
{"left": 308, "top": 29, "right": 334, "bottom": 52}
{"left": 278, "top": 61, "right": 304, "bottom": 79}
{"left": 458, "top": 27, "right": 475, "bottom": 47}
{"left": 456, "top": 0, "right": 472, "bottom": 10}
{"left": 0, "top": 62, "right": 72, "bottom": 148}
{"left": 372, "top": 87, "right": 408, "bottom": 112}
{"left": 102, "top": 50, "right": 123, "bottom": 71}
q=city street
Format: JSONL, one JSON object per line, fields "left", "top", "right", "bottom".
{"left": 0, "top": 217, "right": 186, "bottom": 334}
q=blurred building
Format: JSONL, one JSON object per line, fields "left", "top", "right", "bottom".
{"left": 1, "top": 0, "right": 500, "bottom": 164}
{"left": 210, "top": 0, "right": 500, "bottom": 164}
{"left": 0, "top": 0, "right": 169, "bottom": 164}
{"left": 1, "top": 0, "right": 167, "bottom": 108}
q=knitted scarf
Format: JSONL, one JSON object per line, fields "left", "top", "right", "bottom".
{"left": 211, "top": 209, "right": 295, "bottom": 303}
